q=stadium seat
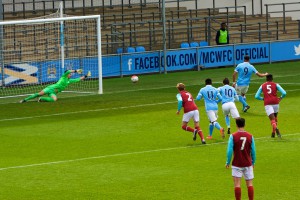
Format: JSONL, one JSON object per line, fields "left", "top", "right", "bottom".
{"left": 199, "top": 41, "right": 208, "bottom": 47}
{"left": 117, "top": 48, "right": 123, "bottom": 54}
{"left": 190, "top": 42, "right": 199, "bottom": 47}
{"left": 136, "top": 46, "right": 146, "bottom": 52}
{"left": 126, "top": 47, "right": 136, "bottom": 53}
{"left": 180, "top": 42, "right": 190, "bottom": 48}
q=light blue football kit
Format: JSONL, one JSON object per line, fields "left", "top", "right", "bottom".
{"left": 196, "top": 85, "right": 223, "bottom": 137}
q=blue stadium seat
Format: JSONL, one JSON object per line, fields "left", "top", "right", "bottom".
{"left": 180, "top": 42, "right": 190, "bottom": 48}
{"left": 199, "top": 41, "right": 208, "bottom": 47}
{"left": 117, "top": 48, "right": 123, "bottom": 54}
{"left": 190, "top": 42, "right": 199, "bottom": 47}
{"left": 136, "top": 46, "right": 146, "bottom": 52}
{"left": 126, "top": 47, "right": 136, "bottom": 53}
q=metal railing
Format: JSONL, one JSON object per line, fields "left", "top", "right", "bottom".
{"left": 265, "top": 2, "right": 300, "bottom": 33}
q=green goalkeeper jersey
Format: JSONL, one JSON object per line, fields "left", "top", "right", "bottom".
{"left": 46, "top": 70, "right": 81, "bottom": 93}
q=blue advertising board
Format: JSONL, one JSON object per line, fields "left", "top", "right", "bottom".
{"left": 2, "top": 40, "right": 300, "bottom": 86}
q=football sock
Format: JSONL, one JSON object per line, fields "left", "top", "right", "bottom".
{"left": 234, "top": 187, "right": 241, "bottom": 200}
{"left": 39, "top": 97, "right": 55, "bottom": 102}
{"left": 209, "top": 124, "right": 214, "bottom": 136}
{"left": 271, "top": 119, "right": 277, "bottom": 132}
{"left": 248, "top": 186, "right": 254, "bottom": 200}
{"left": 238, "top": 95, "right": 248, "bottom": 107}
{"left": 225, "top": 115, "right": 230, "bottom": 128}
{"left": 24, "top": 93, "right": 40, "bottom": 101}
{"left": 195, "top": 126, "right": 204, "bottom": 140}
{"left": 213, "top": 121, "right": 221, "bottom": 130}
{"left": 181, "top": 125, "right": 194, "bottom": 133}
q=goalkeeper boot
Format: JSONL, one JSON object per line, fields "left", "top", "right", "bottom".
{"left": 193, "top": 129, "right": 198, "bottom": 141}
{"left": 19, "top": 99, "right": 26, "bottom": 103}
{"left": 38, "top": 98, "right": 42, "bottom": 102}
{"left": 275, "top": 128, "right": 281, "bottom": 138}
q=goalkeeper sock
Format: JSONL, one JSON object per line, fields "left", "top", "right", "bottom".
{"left": 248, "top": 186, "right": 254, "bottom": 200}
{"left": 24, "top": 93, "right": 40, "bottom": 101}
{"left": 234, "top": 187, "right": 241, "bottom": 200}
{"left": 39, "top": 97, "right": 55, "bottom": 102}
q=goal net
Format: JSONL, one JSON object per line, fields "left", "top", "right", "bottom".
{"left": 0, "top": 14, "right": 102, "bottom": 102}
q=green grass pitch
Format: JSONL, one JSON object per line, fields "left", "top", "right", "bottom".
{"left": 0, "top": 61, "right": 299, "bottom": 199}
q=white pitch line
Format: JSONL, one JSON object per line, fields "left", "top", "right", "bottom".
{"left": 0, "top": 101, "right": 176, "bottom": 122}
{"left": 0, "top": 133, "right": 299, "bottom": 172}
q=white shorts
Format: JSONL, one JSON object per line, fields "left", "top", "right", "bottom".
{"left": 206, "top": 110, "right": 218, "bottom": 122}
{"left": 182, "top": 110, "right": 200, "bottom": 123}
{"left": 232, "top": 165, "right": 254, "bottom": 180}
{"left": 236, "top": 86, "right": 249, "bottom": 96}
{"left": 222, "top": 102, "right": 240, "bottom": 119}
{"left": 265, "top": 104, "right": 279, "bottom": 116}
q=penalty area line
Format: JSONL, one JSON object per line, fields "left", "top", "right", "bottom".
{"left": 0, "top": 133, "right": 299, "bottom": 172}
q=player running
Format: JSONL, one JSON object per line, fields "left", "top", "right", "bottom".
{"left": 20, "top": 69, "right": 88, "bottom": 103}
{"left": 255, "top": 74, "right": 286, "bottom": 138}
{"left": 226, "top": 118, "right": 256, "bottom": 200}
{"left": 176, "top": 83, "right": 206, "bottom": 144}
{"left": 196, "top": 78, "right": 225, "bottom": 139}
{"left": 218, "top": 78, "right": 240, "bottom": 135}
{"left": 232, "top": 55, "right": 268, "bottom": 112}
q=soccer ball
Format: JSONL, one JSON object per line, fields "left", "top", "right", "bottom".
{"left": 131, "top": 75, "right": 139, "bottom": 83}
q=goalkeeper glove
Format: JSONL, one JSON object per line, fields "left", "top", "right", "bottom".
{"left": 84, "top": 71, "right": 91, "bottom": 78}
{"left": 75, "top": 69, "right": 83, "bottom": 74}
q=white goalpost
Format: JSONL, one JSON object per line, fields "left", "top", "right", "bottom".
{"left": 0, "top": 14, "right": 102, "bottom": 100}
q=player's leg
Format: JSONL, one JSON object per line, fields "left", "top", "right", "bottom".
{"left": 265, "top": 105, "right": 277, "bottom": 137}
{"left": 211, "top": 110, "right": 225, "bottom": 138}
{"left": 245, "top": 166, "right": 254, "bottom": 200}
{"left": 222, "top": 103, "right": 231, "bottom": 134}
{"left": 230, "top": 103, "right": 241, "bottom": 134}
{"left": 232, "top": 167, "right": 243, "bottom": 200}
{"left": 39, "top": 93, "right": 57, "bottom": 102}
{"left": 206, "top": 110, "right": 215, "bottom": 139}
{"left": 20, "top": 90, "right": 45, "bottom": 103}
{"left": 273, "top": 105, "right": 281, "bottom": 137}
{"left": 193, "top": 110, "right": 205, "bottom": 143}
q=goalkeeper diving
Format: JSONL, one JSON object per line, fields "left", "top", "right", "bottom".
{"left": 20, "top": 69, "right": 90, "bottom": 103}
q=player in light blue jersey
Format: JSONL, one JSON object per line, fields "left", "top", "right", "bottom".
{"left": 218, "top": 78, "right": 240, "bottom": 135}
{"left": 196, "top": 78, "right": 225, "bottom": 139}
{"left": 232, "top": 55, "right": 268, "bottom": 112}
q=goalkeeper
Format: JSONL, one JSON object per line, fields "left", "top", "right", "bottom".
{"left": 20, "top": 69, "right": 88, "bottom": 103}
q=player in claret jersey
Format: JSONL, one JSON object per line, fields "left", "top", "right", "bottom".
{"left": 255, "top": 74, "right": 286, "bottom": 138}
{"left": 176, "top": 83, "right": 206, "bottom": 144}
{"left": 226, "top": 118, "right": 256, "bottom": 200}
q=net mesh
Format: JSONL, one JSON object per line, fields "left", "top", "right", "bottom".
{"left": 0, "top": 14, "right": 101, "bottom": 100}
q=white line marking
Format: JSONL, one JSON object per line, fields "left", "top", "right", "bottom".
{"left": 0, "top": 133, "right": 299, "bottom": 171}
{"left": 0, "top": 101, "right": 176, "bottom": 122}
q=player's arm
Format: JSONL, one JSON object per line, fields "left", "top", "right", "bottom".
{"left": 251, "top": 136, "right": 256, "bottom": 166}
{"left": 225, "top": 134, "right": 234, "bottom": 168}
{"left": 254, "top": 86, "right": 263, "bottom": 100}
{"left": 216, "top": 92, "right": 222, "bottom": 104}
{"left": 176, "top": 94, "right": 183, "bottom": 114}
{"left": 255, "top": 71, "right": 268, "bottom": 77}
{"left": 196, "top": 90, "right": 203, "bottom": 101}
{"left": 276, "top": 84, "right": 287, "bottom": 99}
